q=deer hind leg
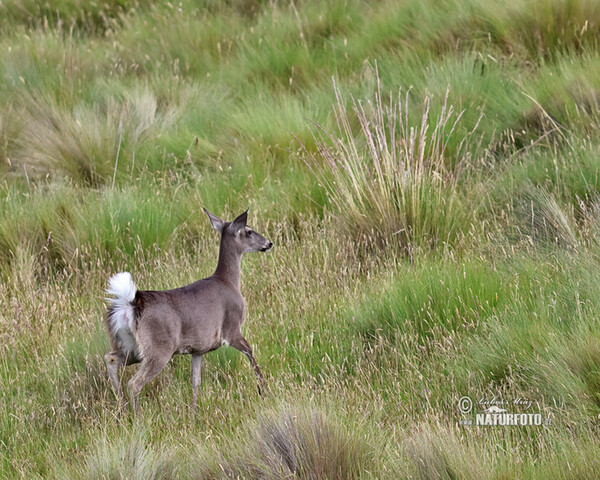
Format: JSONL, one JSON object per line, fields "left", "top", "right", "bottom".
{"left": 229, "top": 335, "right": 265, "bottom": 395}
{"left": 105, "top": 349, "right": 140, "bottom": 408}
{"left": 127, "top": 354, "right": 171, "bottom": 413}
{"left": 191, "top": 354, "right": 202, "bottom": 409}
{"left": 104, "top": 351, "right": 128, "bottom": 408}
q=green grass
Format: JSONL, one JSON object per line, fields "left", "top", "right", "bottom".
{"left": 2, "top": 0, "right": 600, "bottom": 478}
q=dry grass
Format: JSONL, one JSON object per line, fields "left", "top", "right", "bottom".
{"left": 12, "top": 85, "right": 184, "bottom": 185}
{"left": 64, "top": 429, "right": 179, "bottom": 480}
{"left": 306, "top": 72, "right": 481, "bottom": 255}
{"left": 193, "top": 405, "right": 379, "bottom": 480}
{"left": 516, "top": 183, "right": 577, "bottom": 249}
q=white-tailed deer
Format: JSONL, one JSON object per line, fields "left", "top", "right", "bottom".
{"left": 104, "top": 209, "right": 272, "bottom": 412}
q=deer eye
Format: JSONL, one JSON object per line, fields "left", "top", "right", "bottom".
{"left": 246, "top": 230, "right": 253, "bottom": 237}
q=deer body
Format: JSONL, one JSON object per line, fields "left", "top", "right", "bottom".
{"left": 104, "top": 209, "right": 272, "bottom": 412}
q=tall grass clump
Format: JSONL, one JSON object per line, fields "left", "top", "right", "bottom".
{"left": 63, "top": 429, "right": 179, "bottom": 480}
{"left": 306, "top": 75, "right": 481, "bottom": 255}
{"left": 12, "top": 84, "right": 186, "bottom": 185}
{"left": 404, "top": 423, "right": 492, "bottom": 480}
{"left": 194, "top": 405, "right": 379, "bottom": 480}
{"left": 515, "top": 183, "right": 578, "bottom": 249}
{"left": 0, "top": 0, "right": 136, "bottom": 33}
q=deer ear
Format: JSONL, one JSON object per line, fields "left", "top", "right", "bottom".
{"left": 230, "top": 209, "right": 248, "bottom": 232}
{"left": 204, "top": 208, "right": 225, "bottom": 233}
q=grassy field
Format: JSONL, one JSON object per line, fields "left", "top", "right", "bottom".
{"left": 2, "top": 0, "right": 600, "bottom": 478}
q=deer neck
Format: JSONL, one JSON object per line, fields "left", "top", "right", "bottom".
{"left": 214, "top": 238, "right": 242, "bottom": 289}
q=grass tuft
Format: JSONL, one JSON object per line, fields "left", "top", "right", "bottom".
{"left": 306, "top": 73, "right": 480, "bottom": 255}
{"left": 194, "top": 405, "right": 375, "bottom": 479}
{"left": 12, "top": 85, "right": 185, "bottom": 185}
{"left": 516, "top": 183, "right": 577, "bottom": 248}
{"left": 68, "top": 430, "right": 179, "bottom": 480}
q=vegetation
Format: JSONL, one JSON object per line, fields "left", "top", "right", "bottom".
{"left": 1, "top": 0, "right": 600, "bottom": 478}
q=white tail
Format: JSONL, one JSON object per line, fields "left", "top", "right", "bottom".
{"left": 106, "top": 271, "right": 137, "bottom": 332}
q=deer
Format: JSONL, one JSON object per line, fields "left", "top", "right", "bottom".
{"left": 103, "top": 209, "right": 273, "bottom": 413}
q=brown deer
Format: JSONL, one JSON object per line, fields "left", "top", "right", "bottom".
{"left": 103, "top": 209, "right": 272, "bottom": 412}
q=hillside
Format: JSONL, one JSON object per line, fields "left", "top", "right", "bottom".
{"left": 2, "top": 1, "right": 600, "bottom": 478}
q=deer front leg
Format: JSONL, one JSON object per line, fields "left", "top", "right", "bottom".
{"left": 230, "top": 335, "right": 265, "bottom": 395}
{"left": 191, "top": 354, "right": 202, "bottom": 409}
